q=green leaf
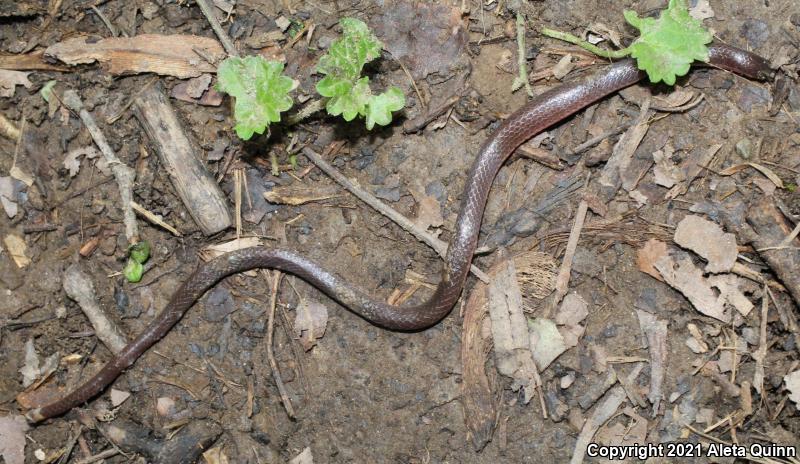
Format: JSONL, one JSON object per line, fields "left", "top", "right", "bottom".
{"left": 217, "top": 56, "right": 296, "bottom": 140}
{"left": 40, "top": 80, "right": 57, "bottom": 103}
{"left": 624, "top": 0, "right": 712, "bottom": 85}
{"left": 123, "top": 260, "right": 144, "bottom": 283}
{"left": 316, "top": 18, "right": 382, "bottom": 82}
{"left": 128, "top": 241, "right": 151, "bottom": 264}
{"left": 365, "top": 86, "right": 405, "bottom": 130}
{"left": 324, "top": 76, "right": 372, "bottom": 121}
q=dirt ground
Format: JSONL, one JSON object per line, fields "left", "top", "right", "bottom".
{"left": 1, "top": 0, "right": 799, "bottom": 462}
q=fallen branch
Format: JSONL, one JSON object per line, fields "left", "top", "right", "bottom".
{"left": 63, "top": 265, "right": 128, "bottom": 354}
{"left": 62, "top": 90, "right": 138, "bottom": 243}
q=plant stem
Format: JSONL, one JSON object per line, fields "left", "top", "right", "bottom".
{"left": 540, "top": 27, "right": 630, "bottom": 59}
{"left": 285, "top": 99, "right": 326, "bottom": 126}
{"left": 515, "top": 13, "right": 534, "bottom": 97}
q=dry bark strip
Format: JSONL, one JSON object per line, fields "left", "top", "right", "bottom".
{"left": 134, "top": 83, "right": 231, "bottom": 235}
{"left": 461, "top": 279, "right": 497, "bottom": 451}
{"left": 45, "top": 34, "right": 225, "bottom": 78}
{"left": 721, "top": 197, "right": 800, "bottom": 305}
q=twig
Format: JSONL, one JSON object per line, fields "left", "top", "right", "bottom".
{"left": 74, "top": 449, "right": 119, "bottom": 464}
{"left": 265, "top": 270, "right": 295, "bottom": 418}
{"left": 551, "top": 177, "right": 590, "bottom": 309}
{"left": 130, "top": 200, "right": 182, "bottom": 236}
{"left": 63, "top": 264, "right": 128, "bottom": 354}
{"left": 302, "top": 146, "right": 489, "bottom": 283}
{"left": 62, "top": 90, "right": 138, "bottom": 243}
{"left": 753, "top": 285, "right": 769, "bottom": 395}
{"left": 514, "top": 13, "right": 533, "bottom": 97}
{"left": 91, "top": 5, "right": 119, "bottom": 37}
{"left": 195, "top": 0, "right": 237, "bottom": 56}
{"left": 285, "top": 99, "right": 326, "bottom": 126}
{"left": 541, "top": 27, "right": 629, "bottom": 59}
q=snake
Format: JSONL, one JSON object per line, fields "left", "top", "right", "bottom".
{"left": 25, "top": 42, "right": 772, "bottom": 423}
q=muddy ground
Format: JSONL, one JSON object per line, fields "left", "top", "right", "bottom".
{"left": 1, "top": 0, "right": 799, "bottom": 462}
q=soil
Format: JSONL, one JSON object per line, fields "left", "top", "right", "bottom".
{"left": 1, "top": 0, "right": 799, "bottom": 463}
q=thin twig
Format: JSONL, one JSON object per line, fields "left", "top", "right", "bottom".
{"left": 195, "top": 0, "right": 237, "bottom": 56}
{"left": 265, "top": 270, "right": 295, "bottom": 418}
{"left": 302, "top": 146, "right": 489, "bottom": 283}
{"left": 551, "top": 176, "right": 591, "bottom": 310}
{"left": 62, "top": 90, "right": 138, "bottom": 243}
{"left": 514, "top": 13, "right": 533, "bottom": 97}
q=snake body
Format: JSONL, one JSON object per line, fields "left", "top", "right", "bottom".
{"left": 26, "top": 43, "right": 772, "bottom": 423}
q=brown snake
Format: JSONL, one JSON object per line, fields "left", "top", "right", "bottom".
{"left": 26, "top": 43, "right": 772, "bottom": 423}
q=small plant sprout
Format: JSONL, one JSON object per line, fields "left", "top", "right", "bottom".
{"left": 541, "top": 0, "right": 713, "bottom": 85}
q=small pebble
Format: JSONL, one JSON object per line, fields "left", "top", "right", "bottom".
{"left": 735, "top": 138, "right": 754, "bottom": 159}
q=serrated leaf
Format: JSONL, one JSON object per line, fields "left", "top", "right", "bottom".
{"left": 624, "top": 0, "right": 712, "bottom": 85}
{"left": 217, "top": 56, "right": 295, "bottom": 140}
{"left": 128, "top": 241, "right": 150, "bottom": 264}
{"left": 365, "top": 86, "right": 405, "bottom": 130}
{"left": 325, "top": 76, "right": 372, "bottom": 121}
{"left": 124, "top": 260, "right": 143, "bottom": 283}
{"left": 316, "top": 18, "right": 382, "bottom": 82}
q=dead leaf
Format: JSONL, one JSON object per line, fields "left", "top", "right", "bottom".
{"left": 785, "top": 370, "right": 800, "bottom": 410}
{"left": 655, "top": 252, "right": 730, "bottom": 323}
{"left": 110, "top": 389, "right": 131, "bottom": 407}
{"left": 674, "top": 215, "right": 737, "bottom": 273}
{"left": 44, "top": 34, "right": 225, "bottom": 78}
{"left": 410, "top": 190, "right": 443, "bottom": 235}
{"left": 63, "top": 146, "right": 108, "bottom": 177}
{"left": 637, "top": 310, "right": 668, "bottom": 411}
{"left": 719, "top": 163, "right": 784, "bottom": 189}
{"left": 294, "top": 299, "right": 328, "bottom": 351}
{"left": 653, "top": 146, "right": 684, "bottom": 188}
{"left": 203, "top": 446, "right": 230, "bottom": 464}
{"left": 0, "top": 70, "right": 32, "bottom": 98}
{"left": 707, "top": 274, "right": 754, "bottom": 317}
{"left": 3, "top": 234, "right": 30, "bottom": 268}
{"left": 554, "top": 292, "right": 588, "bottom": 348}
{"left": 528, "top": 318, "right": 566, "bottom": 371}
{"left": 636, "top": 239, "right": 668, "bottom": 281}
{"left": 0, "top": 415, "right": 29, "bottom": 464}
{"left": 0, "top": 177, "right": 19, "bottom": 218}
{"left": 552, "top": 54, "right": 574, "bottom": 80}
{"left": 690, "top": 0, "right": 715, "bottom": 20}
{"left": 171, "top": 74, "right": 223, "bottom": 106}
{"left": 263, "top": 185, "right": 339, "bottom": 205}
{"left": 289, "top": 447, "right": 313, "bottom": 464}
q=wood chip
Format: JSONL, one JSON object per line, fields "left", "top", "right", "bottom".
{"left": 45, "top": 34, "right": 225, "bottom": 78}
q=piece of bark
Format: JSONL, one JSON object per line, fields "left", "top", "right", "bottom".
{"left": 0, "top": 50, "right": 70, "bottom": 72}
{"left": 134, "top": 83, "right": 231, "bottom": 235}
{"left": 461, "top": 280, "right": 497, "bottom": 451}
{"left": 45, "top": 34, "right": 225, "bottom": 78}
{"left": 719, "top": 197, "right": 800, "bottom": 305}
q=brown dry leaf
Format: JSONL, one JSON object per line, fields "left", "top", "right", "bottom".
{"left": 110, "top": 389, "right": 131, "bottom": 407}
{"left": 690, "top": 0, "right": 715, "bottom": 20}
{"left": 203, "top": 446, "right": 230, "bottom": 464}
{"left": 263, "top": 185, "right": 339, "bottom": 205}
{"left": 636, "top": 238, "right": 668, "bottom": 281}
{"left": 666, "top": 143, "right": 722, "bottom": 200}
{"left": 0, "top": 70, "right": 31, "bottom": 98}
{"left": 63, "top": 146, "right": 107, "bottom": 177}
{"left": 674, "top": 215, "right": 737, "bottom": 273}
{"left": 654, "top": 252, "right": 730, "bottom": 323}
{"left": 294, "top": 299, "right": 328, "bottom": 351}
{"left": 707, "top": 274, "right": 754, "bottom": 317}
{"left": 653, "top": 146, "right": 684, "bottom": 188}
{"left": 3, "top": 234, "right": 30, "bottom": 268}
{"left": 0, "top": 415, "right": 28, "bottom": 464}
{"left": 719, "top": 162, "right": 784, "bottom": 189}
{"left": 552, "top": 54, "right": 575, "bottom": 80}
{"left": 410, "top": 190, "right": 443, "bottom": 235}
{"left": 44, "top": 34, "right": 225, "bottom": 78}
{"left": 554, "top": 292, "right": 588, "bottom": 349}
{"left": 289, "top": 447, "right": 313, "bottom": 464}
{"left": 370, "top": 0, "right": 467, "bottom": 80}
{"left": 528, "top": 318, "right": 565, "bottom": 371}
{"left": 785, "top": 370, "right": 800, "bottom": 410}
{"left": 172, "top": 74, "right": 223, "bottom": 106}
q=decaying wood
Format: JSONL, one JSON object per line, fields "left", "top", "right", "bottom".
{"left": 133, "top": 83, "right": 231, "bottom": 235}
{"left": 461, "top": 280, "right": 497, "bottom": 451}
{"left": 45, "top": 34, "right": 225, "bottom": 78}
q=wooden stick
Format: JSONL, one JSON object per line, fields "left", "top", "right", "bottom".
{"left": 133, "top": 83, "right": 232, "bottom": 235}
